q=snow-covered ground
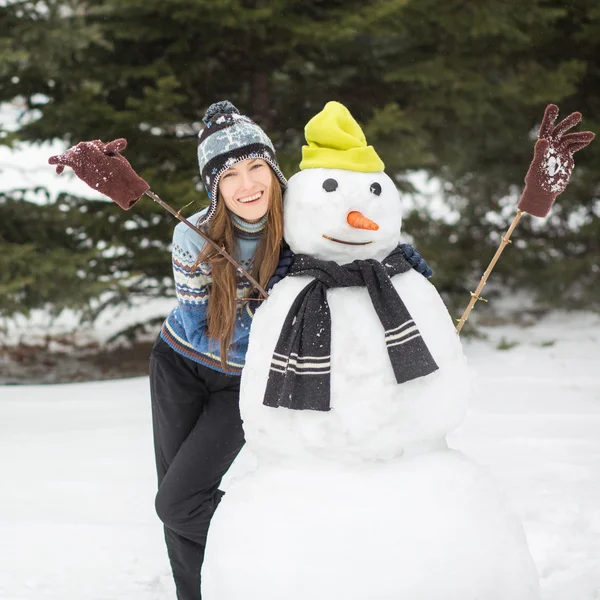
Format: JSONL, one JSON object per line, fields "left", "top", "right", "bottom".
{"left": 1, "top": 310, "right": 599, "bottom": 599}
{"left": 452, "top": 312, "right": 600, "bottom": 600}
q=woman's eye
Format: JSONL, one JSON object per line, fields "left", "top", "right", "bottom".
{"left": 251, "top": 163, "right": 263, "bottom": 170}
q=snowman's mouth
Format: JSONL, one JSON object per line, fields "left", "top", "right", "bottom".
{"left": 322, "top": 235, "right": 373, "bottom": 246}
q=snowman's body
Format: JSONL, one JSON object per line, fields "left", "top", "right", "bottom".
{"left": 202, "top": 165, "right": 540, "bottom": 599}
{"left": 239, "top": 268, "right": 470, "bottom": 463}
{"left": 203, "top": 455, "right": 540, "bottom": 600}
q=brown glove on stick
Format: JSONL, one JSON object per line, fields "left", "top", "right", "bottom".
{"left": 519, "top": 104, "right": 595, "bottom": 218}
{"left": 48, "top": 138, "right": 150, "bottom": 209}
{"left": 48, "top": 137, "right": 269, "bottom": 298}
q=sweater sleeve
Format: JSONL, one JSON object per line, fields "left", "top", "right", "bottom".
{"left": 171, "top": 221, "right": 212, "bottom": 347}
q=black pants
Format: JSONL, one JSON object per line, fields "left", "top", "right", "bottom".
{"left": 149, "top": 336, "right": 245, "bottom": 600}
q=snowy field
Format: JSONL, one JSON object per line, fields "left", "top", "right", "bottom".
{"left": 1, "top": 310, "right": 599, "bottom": 599}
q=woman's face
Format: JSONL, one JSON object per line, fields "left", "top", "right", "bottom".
{"left": 218, "top": 158, "right": 272, "bottom": 222}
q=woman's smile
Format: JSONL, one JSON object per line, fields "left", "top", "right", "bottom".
{"left": 237, "top": 191, "right": 264, "bottom": 203}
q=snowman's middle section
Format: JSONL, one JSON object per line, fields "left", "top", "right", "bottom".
{"left": 240, "top": 267, "right": 470, "bottom": 464}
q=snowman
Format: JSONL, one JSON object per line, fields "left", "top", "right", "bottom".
{"left": 202, "top": 102, "right": 540, "bottom": 600}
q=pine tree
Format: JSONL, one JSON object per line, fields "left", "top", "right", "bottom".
{"left": 360, "top": 0, "right": 600, "bottom": 314}
{"left": 1, "top": 0, "right": 598, "bottom": 325}
{"left": 0, "top": 0, "right": 386, "bottom": 319}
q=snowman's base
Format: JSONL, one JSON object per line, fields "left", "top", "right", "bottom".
{"left": 202, "top": 449, "right": 540, "bottom": 600}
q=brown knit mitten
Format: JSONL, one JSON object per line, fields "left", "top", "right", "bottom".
{"left": 519, "top": 104, "right": 595, "bottom": 218}
{"left": 49, "top": 138, "right": 150, "bottom": 209}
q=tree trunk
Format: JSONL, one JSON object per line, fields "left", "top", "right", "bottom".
{"left": 251, "top": 69, "right": 272, "bottom": 131}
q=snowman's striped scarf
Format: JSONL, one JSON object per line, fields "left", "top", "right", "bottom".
{"left": 263, "top": 246, "right": 439, "bottom": 412}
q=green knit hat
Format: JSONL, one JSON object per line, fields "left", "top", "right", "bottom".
{"left": 300, "top": 101, "right": 384, "bottom": 172}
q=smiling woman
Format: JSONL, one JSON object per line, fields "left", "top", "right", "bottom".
{"left": 148, "top": 100, "right": 287, "bottom": 600}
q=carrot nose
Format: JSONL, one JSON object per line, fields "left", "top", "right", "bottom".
{"left": 347, "top": 211, "right": 379, "bottom": 231}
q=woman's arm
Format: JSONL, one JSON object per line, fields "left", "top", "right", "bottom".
{"left": 171, "top": 222, "right": 212, "bottom": 346}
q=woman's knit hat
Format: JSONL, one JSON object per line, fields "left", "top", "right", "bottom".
{"left": 197, "top": 100, "right": 287, "bottom": 225}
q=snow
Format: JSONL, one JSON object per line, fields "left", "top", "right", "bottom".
{"left": 1, "top": 312, "right": 599, "bottom": 598}
{"left": 205, "top": 447, "right": 542, "bottom": 599}
{"left": 0, "top": 378, "right": 173, "bottom": 599}
{"left": 449, "top": 311, "right": 600, "bottom": 600}
{"left": 542, "top": 147, "right": 570, "bottom": 195}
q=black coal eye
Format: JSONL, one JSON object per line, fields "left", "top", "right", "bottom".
{"left": 322, "top": 178, "right": 338, "bottom": 192}
{"left": 370, "top": 182, "right": 382, "bottom": 196}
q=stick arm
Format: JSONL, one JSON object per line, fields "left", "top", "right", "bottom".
{"left": 144, "top": 190, "right": 268, "bottom": 299}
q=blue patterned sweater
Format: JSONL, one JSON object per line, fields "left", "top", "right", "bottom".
{"left": 160, "top": 208, "right": 264, "bottom": 375}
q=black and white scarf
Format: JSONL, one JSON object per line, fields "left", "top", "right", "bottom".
{"left": 263, "top": 246, "right": 439, "bottom": 412}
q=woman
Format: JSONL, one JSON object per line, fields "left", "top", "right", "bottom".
{"left": 149, "top": 100, "right": 432, "bottom": 600}
{"left": 149, "top": 100, "right": 287, "bottom": 600}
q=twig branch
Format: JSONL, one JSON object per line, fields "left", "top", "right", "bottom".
{"left": 456, "top": 210, "right": 524, "bottom": 334}
{"left": 144, "top": 190, "right": 268, "bottom": 299}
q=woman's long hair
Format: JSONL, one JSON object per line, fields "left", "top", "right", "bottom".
{"left": 192, "top": 168, "right": 284, "bottom": 370}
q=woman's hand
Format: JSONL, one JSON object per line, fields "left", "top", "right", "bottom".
{"left": 267, "top": 246, "right": 296, "bottom": 292}
{"left": 399, "top": 244, "right": 433, "bottom": 279}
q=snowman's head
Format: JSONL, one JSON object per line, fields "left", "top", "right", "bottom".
{"left": 284, "top": 168, "right": 402, "bottom": 263}
{"left": 284, "top": 101, "right": 403, "bottom": 264}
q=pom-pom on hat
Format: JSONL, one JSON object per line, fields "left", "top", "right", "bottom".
{"left": 197, "top": 100, "right": 287, "bottom": 225}
{"left": 300, "top": 101, "right": 384, "bottom": 172}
